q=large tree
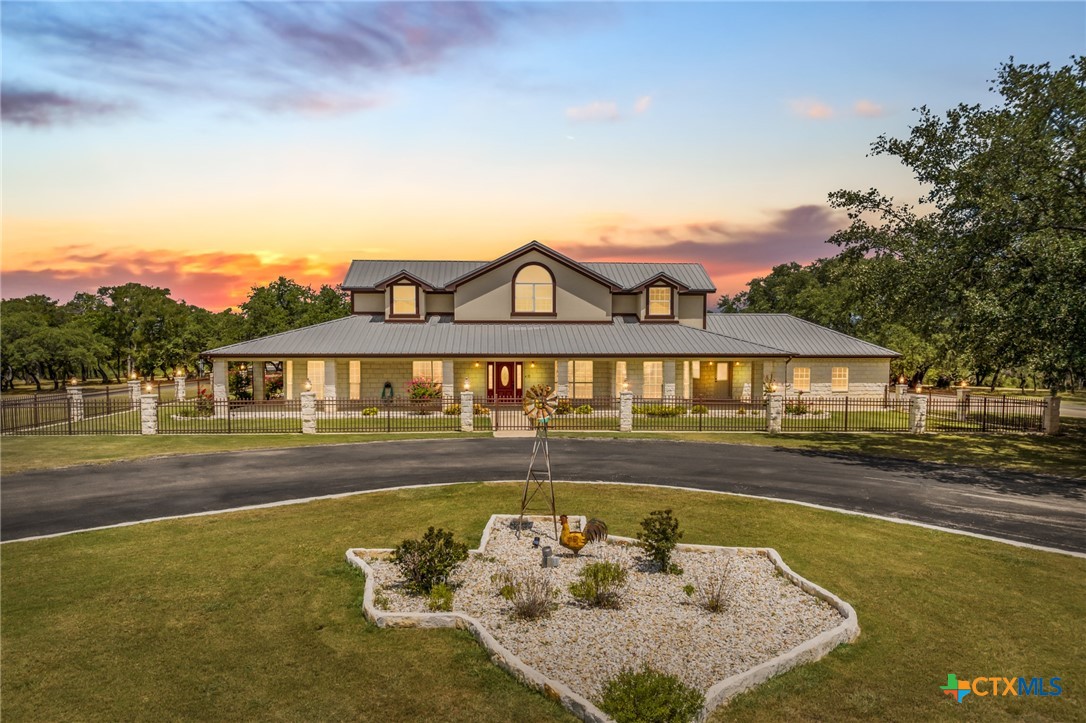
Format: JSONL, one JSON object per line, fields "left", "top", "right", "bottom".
{"left": 827, "top": 57, "right": 1086, "bottom": 391}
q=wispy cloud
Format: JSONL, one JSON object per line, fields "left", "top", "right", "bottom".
{"left": 853, "top": 99, "right": 885, "bottom": 117}
{"left": 634, "top": 95, "right": 652, "bottom": 114}
{"left": 0, "top": 246, "right": 338, "bottom": 310}
{"left": 789, "top": 98, "right": 834, "bottom": 119}
{"left": 2, "top": 2, "right": 556, "bottom": 125}
{"left": 566, "top": 100, "right": 620, "bottom": 122}
{"left": 0, "top": 83, "right": 132, "bottom": 126}
{"left": 551, "top": 205, "right": 845, "bottom": 296}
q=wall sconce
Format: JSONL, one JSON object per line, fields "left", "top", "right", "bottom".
{"left": 304, "top": 378, "right": 312, "bottom": 392}
{"left": 530, "top": 361, "right": 536, "bottom": 368}
{"left": 463, "top": 378, "right": 471, "bottom": 391}
{"left": 474, "top": 361, "right": 480, "bottom": 368}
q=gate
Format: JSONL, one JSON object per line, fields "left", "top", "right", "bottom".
{"left": 488, "top": 397, "right": 532, "bottom": 431}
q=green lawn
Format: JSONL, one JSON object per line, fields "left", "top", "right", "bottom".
{"left": 2, "top": 482, "right": 1082, "bottom": 721}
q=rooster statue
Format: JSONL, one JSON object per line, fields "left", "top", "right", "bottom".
{"left": 558, "top": 514, "right": 608, "bottom": 555}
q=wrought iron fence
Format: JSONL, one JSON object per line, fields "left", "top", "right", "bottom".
{"left": 781, "top": 396, "right": 911, "bottom": 432}
{"left": 159, "top": 399, "right": 303, "bottom": 434}
{"left": 316, "top": 398, "right": 460, "bottom": 433}
{"left": 631, "top": 397, "right": 767, "bottom": 431}
{"left": 0, "top": 395, "right": 141, "bottom": 435}
{"left": 926, "top": 395, "right": 1045, "bottom": 433}
{"left": 544, "top": 397, "right": 622, "bottom": 431}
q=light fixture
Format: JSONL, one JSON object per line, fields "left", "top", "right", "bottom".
{"left": 144, "top": 381, "right": 153, "bottom": 394}
{"left": 622, "top": 379, "right": 629, "bottom": 392}
{"left": 130, "top": 371, "right": 137, "bottom": 380}
{"left": 69, "top": 376, "right": 78, "bottom": 386}
{"left": 304, "top": 378, "right": 312, "bottom": 392}
{"left": 463, "top": 378, "right": 471, "bottom": 391}
{"left": 175, "top": 366, "right": 184, "bottom": 377}
{"left": 898, "top": 375, "right": 906, "bottom": 384}
{"left": 530, "top": 361, "right": 536, "bottom": 368}
{"left": 959, "top": 380, "right": 968, "bottom": 388}
{"left": 474, "top": 361, "right": 480, "bottom": 368}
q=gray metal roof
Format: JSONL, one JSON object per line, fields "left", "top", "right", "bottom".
{"left": 342, "top": 259, "right": 715, "bottom": 293}
{"left": 205, "top": 314, "right": 791, "bottom": 358}
{"left": 706, "top": 313, "right": 899, "bottom": 357}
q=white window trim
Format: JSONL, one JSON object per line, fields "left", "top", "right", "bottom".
{"left": 647, "top": 286, "right": 673, "bottom": 317}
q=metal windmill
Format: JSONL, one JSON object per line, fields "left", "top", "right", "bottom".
{"left": 516, "top": 383, "right": 559, "bottom": 540}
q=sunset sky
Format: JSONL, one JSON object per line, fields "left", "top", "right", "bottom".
{"left": 3, "top": 1, "right": 1082, "bottom": 310}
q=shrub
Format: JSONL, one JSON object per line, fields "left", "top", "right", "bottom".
{"left": 372, "top": 588, "right": 391, "bottom": 610}
{"left": 599, "top": 666, "right": 704, "bottom": 723}
{"left": 427, "top": 583, "right": 454, "bottom": 612}
{"left": 391, "top": 527, "right": 468, "bottom": 595}
{"left": 633, "top": 404, "right": 686, "bottom": 417}
{"left": 406, "top": 377, "right": 442, "bottom": 400}
{"left": 492, "top": 569, "right": 558, "bottom": 620}
{"left": 574, "top": 404, "right": 593, "bottom": 415}
{"left": 555, "top": 400, "right": 573, "bottom": 415}
{"left": 473, "top": 403, "right": 490, "bottom": 416}
{"left": 443, "top": 404, "right": 460, "bottom": 415}
{"left": 444, "top": 403, "right": 490, "bottom": 416}
{"left": 691, "top": 404, "right": 708, "bottom": 415}
{"left": 569, "top": 561, "right": 627, "bottom": 609}
{"left": 785, "top": 401, "right": 809, "bottom": 415}
{"left": 688, "top": 559, "right": 734, "bottom": 613}
{"left": 637, "top": 509, "right": 683, "bottom": 574}
{"left": 736, "top": 407, "right": 747, "bottom": 416}
{"left": 361, "top": 406, "right": 379, "bottom": 416}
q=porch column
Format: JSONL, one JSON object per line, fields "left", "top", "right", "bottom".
{"left": 323, "top": 360, "right": 337, "bottom": 414}
{"left": 252, "top": 361, "right": 265, "bottom": 401}
{"left": 442, "top": 360, "right": 456, "bottom": 402}
{"left": 212, "top": 360, "right": 228, "bottom": 403}
{"left": 555, "top": 359, "right": 569, "bottom": 398}
{"left": 663, "top": 360, "right": 677, "bottom": 401}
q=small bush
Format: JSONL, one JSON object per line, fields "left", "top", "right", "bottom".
{"left": 492, "top": 569, "right": 558, "bottom": 620}
{"left": 443, "top": 404, "right": 460, "bottom": 415}
{"left": 372, "top": 588, "right": 391, "bottom": 610}
{"left": 574, "top": 404, "right": 593, "bottom": 415}
{"left": 427, "top": 583, "right": 454, "bottom": 611}
{"left": 785, "top": 401, "right": 809, "bottom": 415}
{"left": 736, "top": 407, "right": 747, "bottom": 416}
{"left": 569, "top": 561, "right": 628, "bottom": 609}
{"left": 391, "top": 527, "right": 468, "bottom": 595}
{"left": 473, "top": 403, "right": 490, "bottom": 416}
{"left": 690, "top": 404, "right": 708, "bottom": 415}
{"left": 555, "top": 400, "right": 573, "bottom": 415}
{"left": 361, "top": 406, "right": 379, "bottom": 416}
{"left": 632, "top": 404, "right": 686, "bottom": 417}
{"left": 689, "top": 559, "right": 734, "bottom": 613}
{"left": 599, "top": 666, "right": 704, "bottom": 723}
{"left": 638, "top": 509, "right": 683, "bottom": 574}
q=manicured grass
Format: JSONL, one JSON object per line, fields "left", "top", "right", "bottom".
{"left": 0, "top": 432, "right": 480, "bottom": 474}
{"left": 1, "top": 483, "right": 1081, "bottom": 721}
{"left": 554, "top": 417, "right": 1086, "bottom": 479}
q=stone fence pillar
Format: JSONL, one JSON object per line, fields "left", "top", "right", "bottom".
{"left": 460, "top": 391, "right": 474, "bottom": 432}
{"left": 301, "top": 391, "right": 317, "bottom": 434}
{"left": 895, "top": 383, "right": 907, "bottom": 400}
{"left": 67, "top": 387, "right": 85, "bottom": 423}
{"left": 619, "top": 391, "right": 633, "bottom": 433}
{"left": 908, "top": 394, "right": 928, "bottom": 433}
{"left": 766, "top": 393, "right": 783, "bottom": 434}
{"left": 128, "top": 379, "right": 141, "bottom": 406}
{"left": 955, "top": 388, "right": 971, "bottom": 421}
{"left": 1042, "top": 397, "right": 1061, "bottom": 435}
{"left": 174, "top": 374, "right": 187, "bottom": 401}
{"left": 140, "top": 394, "right": 158, "bottom": 435}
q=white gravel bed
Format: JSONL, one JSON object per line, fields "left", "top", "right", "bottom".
{"left": 365, "top": 518, "right": 844, "bottom": 703}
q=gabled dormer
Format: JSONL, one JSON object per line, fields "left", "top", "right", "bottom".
{"left": 376, "top": 271, "right": 433, "bottom": 321}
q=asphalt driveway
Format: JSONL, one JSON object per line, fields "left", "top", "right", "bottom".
{"left": 2, "top": 437, "right": 1083, "bottom": 552}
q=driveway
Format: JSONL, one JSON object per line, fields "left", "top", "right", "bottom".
{"left": 2, "top": 438, "right": 1083, "bottom": 552}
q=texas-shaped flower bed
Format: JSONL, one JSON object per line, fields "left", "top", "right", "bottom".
{"left": 346, "top": 515, "right": 858, "bottom": 722}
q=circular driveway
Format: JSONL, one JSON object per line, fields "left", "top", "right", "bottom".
{"left": 2, "top": 437, "right": 1083, "bottom": 553}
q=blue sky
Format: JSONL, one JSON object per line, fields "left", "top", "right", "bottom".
{"left": 3, "top": 2, "right": 1082, "bottom": 308}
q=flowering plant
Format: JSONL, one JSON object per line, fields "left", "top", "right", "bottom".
{"left": 406, "top": 377, "right": 442, "bottom": 400}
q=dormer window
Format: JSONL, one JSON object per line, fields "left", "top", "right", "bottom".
{"left": 647, "top": 286, "right": 673, "bottom": 317}
{"left": 391, "top": 284, "right": 418, "bottom": 317}
{"left": 513, "top": 264, "right": 555, "bottom": 315}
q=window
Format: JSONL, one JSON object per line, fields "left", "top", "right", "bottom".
{"left": 391, "top": 284, "right": 417, "bottom": 316}
{"left": 285, "top": 360, "right": 293, "bottom": 399}
{"left": 412, "top": 360, "right": 444, "bottom": 386}
{"left": 683, "top": 361, "right": 691, "bottom": 398}
{"left": 691, "top": 361, "right": 701, "bottom": 379}
{"left": 615, "top": 361, "right": 627, "bottom": 395}
{"left": 643, "top": 361, "right": 663, "bottom": 398}
{"left": 831, "top": 366, "right": 849, "bottom": 392}
{"left": 792, "top": 367, "right": 810, "bottom": 392}
{"left": 647, "top": 286, "right": 672, "bottom": 317}
{"left": 307, "top": 360, "right": 325, "bottom": 400}
{"left": 349, "top": 361, "right": 361, "bottom": 400}
{"left": 566, "top": 360, "right": 593, "bottom": 399}
{"left": 513, "top": 264, "right": 554, "bottom": 314}
{"left": 715, "top": 362, "right": 729, "bottom": 381}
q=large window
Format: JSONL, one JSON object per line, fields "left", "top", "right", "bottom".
{"left": 792, "top": 367, "right": 810, "bottom": 392}
{"left": 349, "top": 360, "right": 361, "bottom": 400}
{"left": 391, "top": 284, "right": 418, "bottom": 317}
{"left": 647, "top": 286, "right": 672, "bottom": 317}
{"left": 307, "top": 360, "right": 325, "bottom": 400}
{"left": 643, "top": 361, "right": 663, "bottom": 398}
{"left": 412, "top": 360, "right": 444, "bottom": 385}
{"left": 514, "top": 264, "right": 554, "bottom": 314}
{"left": 715, "top": 362, "right": 729, "bottom": 381}
{"left": 615, "top": 361, "right": 627, "bottom": 395}
{"left": 831, "top": 366, "right": 849, "bottom": 392}
{"left": 285, "top": 360, "right": 293, "bottom": 399}
{"left": 565, "top": 360, "right": 593, "bottom": 399}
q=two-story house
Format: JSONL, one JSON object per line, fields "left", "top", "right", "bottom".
{"left": 203, "top": 241, "right": 897, "bottom": 403}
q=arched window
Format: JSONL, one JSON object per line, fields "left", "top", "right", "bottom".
{"left": 513, "top": 264, "right": 554, "bottom": 314}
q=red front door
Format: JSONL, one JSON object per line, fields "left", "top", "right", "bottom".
{"left": 488, "top": 361, "right": 522, "bottom": 399}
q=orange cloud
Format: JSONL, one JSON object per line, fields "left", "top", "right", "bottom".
{"left": 853, "top": 99, "right": 885, "bottom": 117}
{"left": 565, "top": 100, "right": 620, "bottom": 122}
{"left": 1, "top": 245, "right": 341, "bottom": 310}
{"left": 789, "top": 98, "right": 833, "bottom": 119}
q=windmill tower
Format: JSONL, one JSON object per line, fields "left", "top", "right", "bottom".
{"left": 517, "top": 384, "right": 559, "bottom": 541}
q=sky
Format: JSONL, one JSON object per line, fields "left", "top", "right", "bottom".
{"left": 2, "top": 1, "right": 1083, "bottom": 311}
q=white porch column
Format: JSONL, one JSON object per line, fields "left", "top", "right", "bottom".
{"left": 252, "top": 361, "right": 265, "bottom": 401}
{"left": 619, "top": 391, "right": 633, "bottom": 432}
{"left": 323, "top": 360, "right": 337, "bottom": 414}
{"left": 67, "top": 387, "right": 85, "bottom": 422}
{"left": 212, "top": 360, "right": 228, "bottom": 403}
{"left": 140, "top": 394, "right": 158, "bottom": 435}
{"left": 174, "top": 373, "right": 187, "bottom": 401}
{"left": 663, "top": 360, "right": 677, "bottom": 401}
{"left": 442, "top": 360, "right": 456, "bottom": 402}
{"left": 766, "top": 393, "right": 784, "bottom": 433}
{"left": 301, "top": 391, "right": 317, "bottom": 434}
{"left": 460, "top": 391, "right": 474, "bottom": 432}
{"left": 555, "top": 359, "right": 569, "bottom": 399}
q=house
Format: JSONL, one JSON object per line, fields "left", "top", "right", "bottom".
{"left": 202, "top": 241, "right": 897, "bottom": 403}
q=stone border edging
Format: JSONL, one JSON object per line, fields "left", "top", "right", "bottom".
{"left": 344, "top": 513, "right": 860, "bottom": 723}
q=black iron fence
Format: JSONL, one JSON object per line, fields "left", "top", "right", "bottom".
{"left": 926, "top": 395, "right": 1045, "bottom": 433}
{"left": 631, "top": 397, "right": 766, "bottom": 431}
{"left": 316, "top": 398, "right": 461, "bottom": 433}
{"left": 781, "top": 396, "right": 911, "bottom": 432}
{"left": 0, "top": 395, "right": 140, "bottom": 435}
{"left": 159, "top": 399, "right": 303, "bottom": 434}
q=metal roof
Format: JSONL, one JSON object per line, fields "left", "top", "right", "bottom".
{"left": 342, "top": 259, "right": 715, "bottom": 293}
{"left": 706, "top": 313, "right": 899, "bottom": 357}
{"left": 204, "top": 314, "right": 791, "bottom": 358}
